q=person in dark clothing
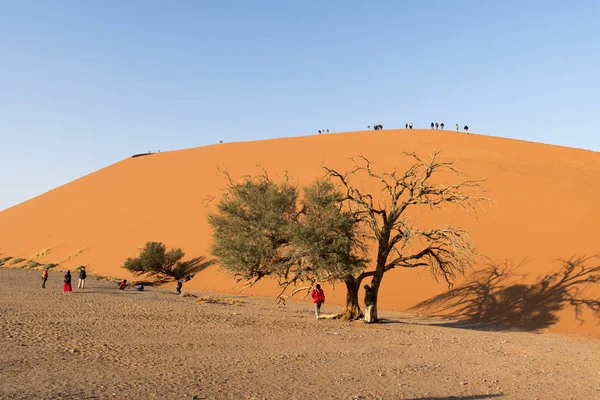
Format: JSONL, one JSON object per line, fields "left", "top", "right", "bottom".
{"left": 440, "top": 122, "right": 445, "bottom": 130}
{"left": 431, "top": 122, "right": 434, "bottom": 130}
{"left": 364, "top": 284, "right": 376, "bottom": 323}
{"left": 405, "top": 123, "right": 408, "bottom": 129}
{"left": 464, "top": 125, "right": 469, "bottom": 133}
{"left": 77, "top": 266, "right": 87, "bottom": 289}
{"left": 409, "top": 122, "right": 413, "bottom": 129}
{"left": 42, "top": 268, "right": 48, "bottom": 288}
{"left": 318, "top": 130, "right": 321, "bottom": 134}
{"left": 176, "top": 279, "right": 183, "bottom": 295}
{"left": 63, "top": 271, "right": 72, "bottom": 293}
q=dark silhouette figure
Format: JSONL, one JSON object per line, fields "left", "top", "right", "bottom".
{"left": 431, "top": 122, "right": 434, "bottom": 129}
{"left": 440, "top": 122, "right": 445, "bottom": 130}
{"left": 176, "top": 279, "right": 183, "bottom": 294}
{"left": 411, "top": 257, "right": 600, "bottom": 332}
{"left": 435, "top": 122, "right": 439, "bottom": 130}
{"left": 367, "top": 125, "right": 371, "bottom": 130}
{"left": 464, "top": 125, "right": 469, "bottom": 133}
{"left": 326, "top": 129, "right": 329, "bottom": 133}
{"left": 409, "top": 122, "right": 413, "bottom": 129}
{"left": 405, "top": 123, "right": 408, "bottom": 129}
{"left": 318, "top": 130, "right": 321, "bottom": 134}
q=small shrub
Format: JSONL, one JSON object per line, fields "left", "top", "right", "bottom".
{"left": 23, "top": 260, "right": 42, "bottom": 269}
{"left": 0, "top": 256, "right": 13, "bottom": 266}
{"left": 10, "top": 258, "right": 25, "bottom": 265}
{"left": 44, "top": 263, "right": 58, "bottom": 270}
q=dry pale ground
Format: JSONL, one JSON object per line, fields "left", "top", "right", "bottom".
{"left": 2, "top": 269, "right": 600, "bottom": 400}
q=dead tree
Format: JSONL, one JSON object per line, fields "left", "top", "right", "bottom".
{"left": 324, "top": 151, "right": 488, "bottom": 321}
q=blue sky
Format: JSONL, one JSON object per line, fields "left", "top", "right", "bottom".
{"left": 1, "top": 0, "right": 599, "bottom": 210}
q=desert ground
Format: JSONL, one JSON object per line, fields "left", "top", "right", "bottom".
{"left": 1, "top": 129, "right": 599, "bottom": 337}
{"left": 2, "top": 268, "right": 600, "bottom": 400}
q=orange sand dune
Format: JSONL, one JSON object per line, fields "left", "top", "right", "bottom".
{"left": 1, "top": 130, "right": 599, "bottom": 336}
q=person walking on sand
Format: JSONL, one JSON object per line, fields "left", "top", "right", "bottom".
{"left": 364, "top": 284, "right": 375, "bottom": 323}
{"left": 409, "top": 122, "right": 413, "bottom": 129}
{"left": 405, "top": 123, "right": 408, "bottom": 129}
{"left": 311, "top": 284, "right": 325, "bottom": 320}
{"left": 441, "top": 122, "right": 444, "bottom": 130}
{"left": 431, "top": 122, "right": 434, "bottom": 130}
{"left": 456, "top": 123, "right": 459, "bottom": 132}
{"left": 42, "top": 268, "right": 49, "bottom": 288}
{"left": 176, "top": 279, "right": 183, "bottom": 295}
{"left": 63, "top": 270, "right": 72, "bottom": 293}
{"left": 77, "top": 266, "right": 87, "bottom": 289}
{"left": 435, "top": 122, "right": 439, "bottom": 130}
{"left": 464, "top": 125, "right": 469, "bottom": 133}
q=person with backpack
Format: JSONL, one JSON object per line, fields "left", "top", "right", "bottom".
{"left": 77, "top": 266, "right": 87, "bottom": 289}
{"left": 311, "top": 284, "right": 326, "bottom": 320}
{"left": 63, "top": 270, "right": 72, "bottom": 293}
{"left": 364, "top": 284, "right": 375, "bottom": 323}
{"left": 42, "top": 268, "right": 49, "bottom": 288}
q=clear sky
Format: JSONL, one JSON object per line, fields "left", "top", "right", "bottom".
{"left": 1, "top": 0, "right": 599, "bottom": 211}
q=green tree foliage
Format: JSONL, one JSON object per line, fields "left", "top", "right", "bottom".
{"left": 208, "top": 173, "right": 368, "bottom": 304}
{"left": 123, "top": 241, "right": 214, "bottom": 282}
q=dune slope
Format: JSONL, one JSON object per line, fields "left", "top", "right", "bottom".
{"left": 1, "top": 130, "right": 599, "bottom": 336}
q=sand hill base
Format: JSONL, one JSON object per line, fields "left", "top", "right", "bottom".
{"left": 2, "top": 269, "right": 600, "bottom": 399}
{"left": 1, "top": 130, "right": 599, "bottom": 337}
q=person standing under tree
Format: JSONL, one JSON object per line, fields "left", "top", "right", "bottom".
{"left": 176, "top": 279, "right": 183, "bottom": 295}
{"left": 42, "top": 268, "right": 49, "bottom": 288}
{"left": 364, "top": 284, "right": 375, "bottom": 323}
{"left": 77, "top": 266, "right": 87, "bottom": 289}
{"left": 311, "top": 284, "right": 325, "bottom": 320}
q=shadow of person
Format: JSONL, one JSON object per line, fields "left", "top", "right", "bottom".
{"left": 410, "top": 256, "right": 600, "bottom": 332}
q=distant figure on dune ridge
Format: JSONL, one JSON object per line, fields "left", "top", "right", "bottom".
{"left": 431, "top": 122, "right": 434, "bottom": 130}
{"left": 364, "top": 284, "right": 375, "bottom": 323}
{"left": 440, "top": 122, "right": 444, "bottom": 130}
{"left": 464, "top": 125, "right": 469, "bottom": 133}
{"left": 409, "top": 122, "right": 413, "bottom": 129}
{"left": 311, "top": 284, "right": 325, "bottom": 320}
{"left": 77, "top": 266, "right": 87, "bottom": 289}
{"left": 405, "top": 123, "right": 408, "bottom": 129}
{"left": 318, "top": 130, "right": 322, "bottom": 134}
{"left": 456, "top": 123, "right": 459, "bottom": 132}
{"left": 326, "top": 129, "right": 329, "bottom": 133}
{"left": 118, "top": 279, "right": 128, "bottom": 290}
{"left": 63, "top": 270, "right": 72, "bottom": 293}
{"left": 435, "top": 122, "right": 439, "bottom": 130}
{"left": 42, "top": 268, "right": 48, "bottom": 289}
{"left": 367, "top": 125, "right": 371, "bottom": 130}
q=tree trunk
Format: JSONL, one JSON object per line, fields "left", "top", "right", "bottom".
{"left": 339, "top": 276, "right": 363, "bottom": 320}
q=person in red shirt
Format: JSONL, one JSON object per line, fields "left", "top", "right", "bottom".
{"left": 311, "top": 284, "right": 325, "bottom": 320}
{"left": 42, "top": 268, "right": 49, "bottom": 288}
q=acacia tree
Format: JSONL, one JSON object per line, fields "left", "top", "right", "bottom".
{"left": 123, "top": 241, "right": 214, "bottom": 284}
{"left": 324, "top": 152, "right": 488, "bottom": 322}
{"left": 207, "top": 173, "right": 367, "bottom": 304}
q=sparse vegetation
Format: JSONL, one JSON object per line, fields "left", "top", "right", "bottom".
{"left": 0, "top": 256, "right": 13, "bottom": 266}
{"left": 122, "top": 242, "right": 214, "bottom": 287}
{"left": 10, "top": 258, "right": 25, "bottom": 265}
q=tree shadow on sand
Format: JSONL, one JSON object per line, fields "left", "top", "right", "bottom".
{"left": 410, "top": 256, "right": 600, "bottom": 332}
